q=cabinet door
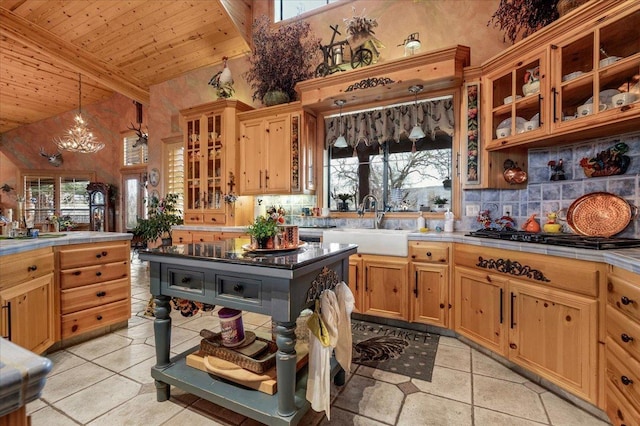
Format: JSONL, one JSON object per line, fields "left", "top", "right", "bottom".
{"left": 454, "top": 266, "right": 507, "bottom": 355}
{"left": 0, "top": 274, "right": 55, "bottom": 354}
{"left": 239, "top": 119, "right": 264, "bottom": 195}
{"left": 363, "top": 257, "right": 408, "bottom": 320}
{"left": 508, "top": 280, "right": 597, "bottom": 402}
{"left": 185, "top": 116, "right": 203, "bottom": 210}
{"left": 348, "top": 255, "right": 363, "bottom": 313}
{"left": 411, "top": 263, "right": 448, "bottom": 327}
{"left": 264, "top": 115, "right": 291, "bottom": 193}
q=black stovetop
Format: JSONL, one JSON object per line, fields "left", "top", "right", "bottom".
{"left": 466, "top": 229, "right": 640, "bottom": 250}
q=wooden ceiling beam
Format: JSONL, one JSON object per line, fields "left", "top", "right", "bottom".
{"left": 0, "top": 6, "right": 150, "bottom": 105}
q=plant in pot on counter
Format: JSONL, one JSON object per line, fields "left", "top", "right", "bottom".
{"left": 247, "top": 214, "right": 280, "bottom": 249}
{"left": 133, "top": 193, "right": 183, "bottom": 247}
{"left": 245, "top": 15, "right": 320, "bottom": 106}
{"left": 432, "top": 195, "right": 448, "bottom": 209}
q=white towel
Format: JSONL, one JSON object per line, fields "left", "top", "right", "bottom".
{"left": 334, "top": 282, "right": 355, "bottom": 374}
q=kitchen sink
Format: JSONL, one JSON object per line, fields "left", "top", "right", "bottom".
{"left": 322, "top": 228, "right": 411, "bottom": 256}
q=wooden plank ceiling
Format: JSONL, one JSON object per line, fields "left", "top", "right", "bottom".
{"left": 0, "top": 0, "right": 252, "bottom": 134}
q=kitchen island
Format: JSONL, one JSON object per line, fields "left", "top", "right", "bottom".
{"left": 139, "top": 240, "right": 356, "bottom": 426}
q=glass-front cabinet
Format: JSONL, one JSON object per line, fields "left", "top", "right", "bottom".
{"left": 180, "top": 100, "right": 252, "bottom": 225}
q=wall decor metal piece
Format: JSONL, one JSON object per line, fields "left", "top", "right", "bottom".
{"left": 465, "top": 82, "right": 480, "bottom": 184}
{"left": 345, "top": 77, "right": 395, "bottom": 92}
{"left": 306, "top": 266, "right": 341, "bottom": 302}
{"left": 579, "top": 141, "right": 630, "bottom": 178}
{"left": 476, "top": 256, "right": 550, "bottom": 282}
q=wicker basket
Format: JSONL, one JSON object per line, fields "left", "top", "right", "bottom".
{"left": 557, "top": 0, "right": 591, "bottom": 17}
{"left": 199, "top": 330, "right": 277, "bottom": 374}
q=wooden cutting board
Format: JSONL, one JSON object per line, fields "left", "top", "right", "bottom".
{"left": 186, "top": 341, "right": 309, "bottom": 395}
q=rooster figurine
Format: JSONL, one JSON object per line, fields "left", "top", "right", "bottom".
{"left": 208, "top": 56, "right": 234, "bottom": 98}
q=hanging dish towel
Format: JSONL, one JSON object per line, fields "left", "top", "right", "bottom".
{"left": 334, "top": 282, "right": 355, "bottom": 374}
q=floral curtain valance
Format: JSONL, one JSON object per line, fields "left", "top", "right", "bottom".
{"left": 324, "top": 98, "right": 454, "bottom": 148}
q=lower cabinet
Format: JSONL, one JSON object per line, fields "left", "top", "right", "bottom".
{"left": 361, "top": 255, "right": 408, "bottom": 320}
{"left": 453, "top": 244, "right": 600, "bottom": 404}
{"left": 409, "top": 242, "right": 450, "bottom": 328}
{"left": 0, "top": 247, "right": 56, "bottom": 354}
{"left": 348, "top": 254, "right": 363, "bottom": 313}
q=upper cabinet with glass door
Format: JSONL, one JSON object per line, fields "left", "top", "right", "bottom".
{"left": 482, "top": 1, "right": 639, "bottom": 152}
{"left": 180, "top": 100, "right": 252, "bottom": 225}
{"left": 552, "top": 7, "right": 639, "bottom": 129}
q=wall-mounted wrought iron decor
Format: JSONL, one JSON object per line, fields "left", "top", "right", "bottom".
{"left": 345, "top": 77, "right": 395, "bottom": 92}
{"left": 306, "top": 266, "right": 341, "bottom": 302}
{"left": 476, "top": 256, "right": 550, "bottom": 282}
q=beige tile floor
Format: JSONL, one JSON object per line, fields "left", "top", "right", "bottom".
{"left": 26, "top": 256, "right": 612, "bottom": 425}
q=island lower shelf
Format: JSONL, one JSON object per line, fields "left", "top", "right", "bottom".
{"left": 151, "top": 345, "right": 338, "bottom": 426}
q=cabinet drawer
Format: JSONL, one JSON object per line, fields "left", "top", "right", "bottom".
{"left": 607, "top": 305, "right": 640, "bottom": 362}
{"left": 409, "top": 242, "right": 449, "bottom": 263}
{"left": 204, "top": 213, "right": 226, "bottom": 225}
{"left": 61, "top": 299, "right": 130, "bottom": 339}
{"left": 606, "top": 336, "right": 640, "bottom": 410}
{"left": 61, "top": 278, "right": 130, "bottom": 314}
{"left": 60, "top": 260, "right": 129, "bottom": 289}
{"left": 606, "top": 381, "right": 640, "bottom": 426}
{"left": 608, "top": 273, "right": 640, "bottom": 323}
{"left": 216, "top": 274, "right": 263, "bottom": 307}
{"left": 166, "top": 268, "right": 206, "bottom": 296}
{"left": 184, "top": 212, "right": 204, "bottom": 224}
{"left": 0, "top": 248, "right": 53, "bottom": 288}
{"left": 58, "top": 242, "right": 129, "bottom": 269}
{"left": 191, "top": 232, "right": 216, "bottom": 243}
{"left": 172, "top": 230, "right": 192, "bottom": 244}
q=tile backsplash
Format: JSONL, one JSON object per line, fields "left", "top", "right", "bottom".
{"left": 462, "top": 131, "right": 640, "bottom": 238}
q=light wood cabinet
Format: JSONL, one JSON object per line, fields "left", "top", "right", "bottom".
{"left": 57, "top": 241, "right": 131, "bottom": 340}
{"left": 348, "top": 254, "right": 363, "bottom": 313}
{"left": 604, "top": 266, "right": 640, "bottom": 424}
{"left": 362, "top": 255, "right": 408, "bottom": 320}
{"left": 409, "top": 241, "right": 450, "bottom": 327}
{"left": 0, "top": 247, "right": 55, "bottom": 354}
{"left": 479, "top": 2, "right": 640, "bottom": 155}
{"left": 180, "top": 100, "right": 252, "bottom": 225}
{"left": 238, "top": 102, "right": 316, "bottom": 195}
{"left": 453, "top": 244, "right": 602, "bottom": 404}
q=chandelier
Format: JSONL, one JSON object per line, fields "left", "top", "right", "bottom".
{"left": 54, "top": 74, "right": 104, "bottom": 153}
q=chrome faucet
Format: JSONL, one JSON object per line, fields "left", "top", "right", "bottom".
{"left": 359, "top": 194, "right": 385, "bottom": 229}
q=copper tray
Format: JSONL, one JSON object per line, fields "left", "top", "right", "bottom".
{"left": 565, "top": 192, "right": 634, "bottom": 237}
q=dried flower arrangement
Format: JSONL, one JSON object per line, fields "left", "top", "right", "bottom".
{"left": 488, "top": 0, "right": 559, "bottom": 44}
{"left": 245, "top": 15, "right": 321, "bottom": 105}
{"left": 343, "top": 7, "right": 378, "bottom": 45}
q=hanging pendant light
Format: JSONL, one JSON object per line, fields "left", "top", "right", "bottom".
{"left": 54, "top": 74, "right": 105, "bottom": 153}
{"left": 334, "top": 99, "right": 348, "bottom": 148}
{"left": 408, "top": 84, "right": 425, "bottom": 148}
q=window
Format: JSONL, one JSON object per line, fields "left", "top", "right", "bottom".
{"left": 326, "top": 95, "right": 454, "bottom": 212}
{"left": 23, "top": 172, "right": 94, "bottom": 228}
{"left": 123, "top": 134, "right": 148, "bottom": 166}
{"left": 274, "top": 0, "right": 340, "bottom": 22}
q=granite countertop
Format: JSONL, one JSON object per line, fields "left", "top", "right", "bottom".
{"left": 139, "top": 240, "right": 357, "bottom": 270}
{"left": 0, "top": 232, "right": 133, "bottom": 256}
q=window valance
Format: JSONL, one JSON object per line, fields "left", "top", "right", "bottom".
{"left": 324, "top": 98, "right": 454, "bottom": 148}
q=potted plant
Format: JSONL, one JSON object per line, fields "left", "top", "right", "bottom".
{"left": 133, "top": 193, "right": 183, "bottom": 246}
{"left": 245, "top": 15, "right": 320, "bottom": 106}
{"left": 247, "top": 215, "right": 280, "bottom": 249}
{"left": 432, "top": 195, "right": 448, "bottom": 211}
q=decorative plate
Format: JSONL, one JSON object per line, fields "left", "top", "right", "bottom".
{"left": 565, "top": 192, "right": 634, "bottom": 237}
{"left": 579, "top": 142, "right": 630, "bottom": 178}
{"left": 242, "top": 242, "right": 307, "bottom": 253}
{"left": 497, "top": 117, "right": 527, "bottom": 132}
{"left": 149, "top": 168, "right": 160, "bottom": 187}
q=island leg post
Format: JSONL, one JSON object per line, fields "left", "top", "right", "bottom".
{"left": 153, "top": 294, "right": 172, "bottom": 401}
{"left": 274, "top": 321, "right": 297, "bottom": 417}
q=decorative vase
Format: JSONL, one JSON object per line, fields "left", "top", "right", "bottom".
{"left": 263, "top": 90, "right": 290, "bottom": 107}
{"left": 256, "top": 236, "right": 274, "bottom": 249}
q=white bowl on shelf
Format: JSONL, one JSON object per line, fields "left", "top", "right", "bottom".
{"left": 496, "top": 128, "right": 511, "bottom": 138}
{"left": 599, "top": 56, "right": 621, "bottom": 67}
{"left": 612, "top": 92, "right": 638, "bottom": 107}
{"left": 503, "top": 95, "right": 522, "bottom": 105}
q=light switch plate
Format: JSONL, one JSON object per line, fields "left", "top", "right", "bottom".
{"left": 466, "top": 204, "right": 480, "bottom": 217}
{"left": 503, "top": 205, "right": 513, "bottom": 216}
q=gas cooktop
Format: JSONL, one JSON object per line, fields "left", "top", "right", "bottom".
{"left": 466, "top": 229, "right": 640, "bottom": 250}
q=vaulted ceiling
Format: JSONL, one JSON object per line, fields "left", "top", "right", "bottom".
{"left": 0, "top": 0, "right": 253, "bottom": 134}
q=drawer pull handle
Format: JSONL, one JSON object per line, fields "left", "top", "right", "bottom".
{"left": 73, "top": 271, "right": 81, "bottom": 276}
{"left": 97, "top": 315, "right": 103, "bottom": 321}
{"left": 27, "top": 265, "right": 37, "bottom": 271}
{"left": 620, "top": 296, "right": 634, "bottom": 305}
{"left": 234, "top": 284, "right": 244, "bottom": 293}
{"left": 621, "top": 375, "right": 633, "bottom": 386}
{"left": 621, "top": 333, "right": 634, "bottom": 343}
{"left": 96, "top": 291, "right": 106, "bottom": 297}
{"left": 426, "top": 251, "right": 432, "bottom": 257}
{"left": 181, "top": 277, "right": 191, "bottom": 283}
{"left": 96, "top": 271, "right": 102, "bottom": 277}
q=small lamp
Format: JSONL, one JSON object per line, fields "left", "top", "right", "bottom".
{"left": 334, "top": 99, "right": 348, "bottom": 148}
{"left": 408, "top": 85, "right": 425, "bottom": 148}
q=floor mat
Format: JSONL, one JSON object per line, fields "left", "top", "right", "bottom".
{"left": 351, "top": 319, "right": 439, "bottom": 382}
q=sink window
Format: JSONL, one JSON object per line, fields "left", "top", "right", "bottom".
{"left": 325, "top": 94, "right": 454, "bottom": 212}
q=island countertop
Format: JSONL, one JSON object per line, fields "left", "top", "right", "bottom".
{"left": 0, "top": 232, "right": 133, "bottom": 256}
